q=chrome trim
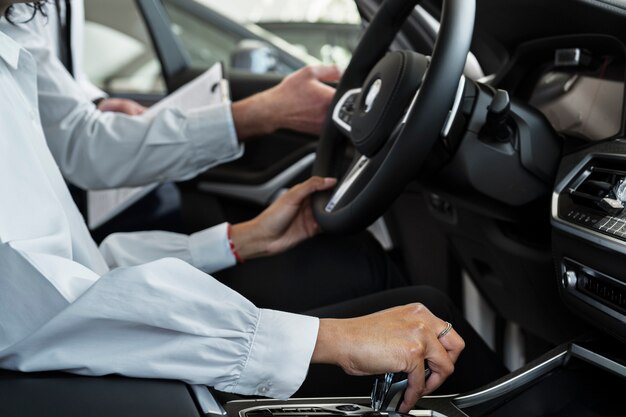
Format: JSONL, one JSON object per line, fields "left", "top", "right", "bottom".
{"left": 332, "top": 88, "right": 362, "bottom": 133}
{"left": 401, "top": 56, "right": 431, "bottom": 125}
{"left": 325, "top": 155, "right": 370, "bottom": 212}
{"left": 401, "top": 84, "right": 422, "bottom": 125}
{"left": 367, "top": 217, "right": 394, "bottom": 250}
{"left": 453, "top": 350, "right": 568, "bottom": 408}
{"left": 189, "top": 385, "right": 227, "bottom": 416}
{"left": 407, "top": 412, "right": 448, "bottom": 417}
{"left": 197, "top": 153, "right": 315, "bottom": 205}
{"left": 441, "top": 76, "right": 466, "bottom": 138}
{"left": 551, "top": 152, "right": 626, "bottom": 255}
{"left": 228, "top": 397, "right": 371, "bottom": 404}
{"left": 238, "top": 403, "right": 372, "bottom": 417}
{"left": 570, "top": 344, "right": 626, "bottom": 377}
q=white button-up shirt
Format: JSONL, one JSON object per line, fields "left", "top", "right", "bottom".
{"left": 2, "top": 4, "right": 245, "bottom": 228}
{"left": 0, "top": 29, "right": 318, "bottom": 399}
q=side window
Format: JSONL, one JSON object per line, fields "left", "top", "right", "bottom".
{"left": 161, "top": 0, "right": 305, "bottom": 75}
{"left": 161, "top": 0, "right": 242, "bottom": 71}
{"left": 83, "top": 0, "right": 166, "bottom": 95}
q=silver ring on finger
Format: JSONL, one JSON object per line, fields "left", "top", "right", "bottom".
{"left": 437, "top": 321, "right": 453, "bottom": 339}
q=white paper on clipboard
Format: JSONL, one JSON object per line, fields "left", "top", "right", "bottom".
{"left": 144, "top": 62, "right": 230, "bottom": 117}
{"left": 88, "top": 63, "right": 229, "bottom": 230}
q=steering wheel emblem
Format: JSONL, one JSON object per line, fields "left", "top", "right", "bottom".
{"left": 364, "top": 79, "right": 382, "bottom": 113}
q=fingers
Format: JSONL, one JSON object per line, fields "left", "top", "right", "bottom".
{"left": 438, "top": 327, "right": 465, "bottom": 363}
{"left": 284, "top": 176, "right": 337, "bottom": 205}
{"left": 399, "top": 361, "right": 427, "bottom": 413}
{"left": 392, "top": 306, "right": 462, "bottom": 412}
{"left": 399, "top": 327, "right": 454, "bottom": 413}
{"left": 122, "top": 102, "right": 146, "bottom": 116}
{"left": 302, "top": 64, "right": 342, "bottom": 82}
{"left": 97, "top": 98, "right": 146, "bottom": 116}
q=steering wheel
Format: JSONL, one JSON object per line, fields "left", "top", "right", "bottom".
{"left": 312, "top": 0, "right": 475, "bottom": 233}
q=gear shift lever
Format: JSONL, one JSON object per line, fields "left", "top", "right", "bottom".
{"left": 371, "top": 368, "right": 431, "bottom": 412}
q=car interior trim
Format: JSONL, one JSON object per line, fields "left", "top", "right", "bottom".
{"left": 366, "top": 217, "right": 394, "bottom": 250}
{"left": 569, "top": 343, "right": 626, "bottom": 377}
{"left": 237, "top": 403, "right": 373, "bottom": 417}
{"left": 452, "top": 350, "right": 568, "bottom": 408}
{"left": 441, "top": 75, "right": 466, "bottom": 138}
{"left": 190, "top": 385, "right": 228, "bottom": 416}
{"left": 400, "top": 75, "right": 425, "bottom": 125}
{"left": 325, "top": 155, "right": 370, "bottom": 212}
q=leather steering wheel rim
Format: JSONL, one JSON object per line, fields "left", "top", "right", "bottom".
{"left": 312, "top": 0, "right": 475, "bottom": 234}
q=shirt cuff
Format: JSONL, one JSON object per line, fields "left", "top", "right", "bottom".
{"left": 185, "top": 102, "right": 244, "bottom": 171}
{"left": 189, "top": 222, "right": 237, "bottom": 274}
{"left": 237, "top": 310, "right": 320, "bottom": 399}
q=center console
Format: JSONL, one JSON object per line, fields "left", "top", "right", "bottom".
{"left": 219, "top": 341, "right": 625, "bottom": 417}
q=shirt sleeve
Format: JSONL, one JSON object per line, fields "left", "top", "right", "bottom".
{"left": 99, "top": 222, "right": 238, "bottom": 274}
{"left": 77, "top": 77, "right": 107, "bottom": 102}
{"left": 1, "top": 13, "right": 243, "bottom": 190}
{"left": 0, "top": 248, "right": 319, "bottom": 399}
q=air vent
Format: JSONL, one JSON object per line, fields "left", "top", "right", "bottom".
{"left": 577, "top": 272, "right": 626, "bottom": 315}
{"left": 568, "top": 166, "right": 626, "bottom": 215}
{"left": 555, "top": 158, "right": 626, "bottom": 242}
{"left": 562, "top": 259, "right": 626, "bottom": 317}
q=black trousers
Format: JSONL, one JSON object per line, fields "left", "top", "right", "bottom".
{"left": 214, "top": 232, "right": 410, "bottom": 312}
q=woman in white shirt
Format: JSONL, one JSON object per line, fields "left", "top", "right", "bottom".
{"left": 2, "top": 1, "right": 411, "bottom": 315}
{"left": 0, "top": 1, "right": 474, "bottom": 412}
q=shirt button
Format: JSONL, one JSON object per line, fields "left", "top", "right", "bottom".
{"left": 258, "top": 385, "right": 269, "bottom": 394}
{"left": 29, "top": 110, "right": 36, "bottom": 121}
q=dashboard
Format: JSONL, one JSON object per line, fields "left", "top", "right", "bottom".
{"left": 498, "top": 34, "right": 626, "bottom": 142}
{"left": 529, "top": 59, "right": 624, "bottom": 141}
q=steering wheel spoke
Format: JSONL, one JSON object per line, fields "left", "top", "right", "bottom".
{"left": 325, "top": 154, "right": 370, "bottom": 213}
{"left": 332, "top": 88, "right": 362, "bottom": 136}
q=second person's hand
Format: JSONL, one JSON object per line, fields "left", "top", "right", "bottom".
{"left": 229, "top": 176, "right": 337, "bottom": 261}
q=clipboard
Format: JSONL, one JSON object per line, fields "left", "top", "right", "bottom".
{"left": 144, "top": 62, "right": 230, "bottom": 117}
